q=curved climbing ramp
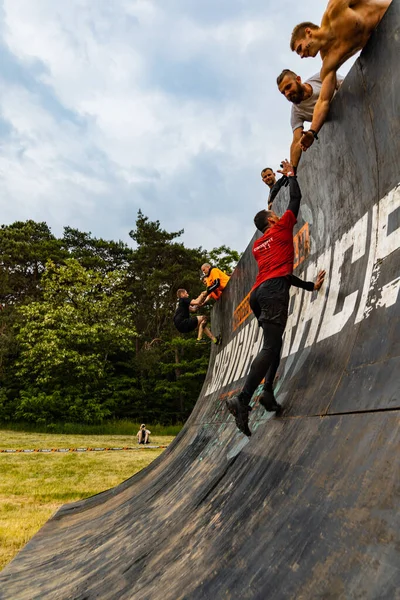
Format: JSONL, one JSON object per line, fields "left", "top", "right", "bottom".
{"left": 1, "top": 3, "right": 399, "bottom": 599}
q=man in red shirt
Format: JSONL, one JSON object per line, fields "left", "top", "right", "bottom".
{"left": 226, "top": 160, "right": 324, "bottom": 436}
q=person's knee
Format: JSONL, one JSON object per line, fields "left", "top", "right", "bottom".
{"left": 261, "top": 323, "right": 284, "bottom": 351}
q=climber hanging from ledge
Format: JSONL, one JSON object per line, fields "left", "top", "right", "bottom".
{"left": 173, "top": 288, "right": 222, "bottom": 345}
{"left": 226, "top": 160, "right": 325, "bottom": 437}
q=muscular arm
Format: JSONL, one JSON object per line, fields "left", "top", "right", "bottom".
{"left": 190, "top": 291, "right": 207, "bottom": 306}
{"left": 309, "top": 69, "right": 338, "bottom": 134}
{"left": 290, "top": 127, "right": 303, "bottom": 169}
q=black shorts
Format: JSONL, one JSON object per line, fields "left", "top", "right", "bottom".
{"left": 174, "top": 317, "right": 198, "bottom": 334}
{"left": 250, "top": 277, "right": 290, "bottom": 329}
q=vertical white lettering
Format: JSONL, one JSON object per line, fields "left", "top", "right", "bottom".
{"left": 355, "top": 205, "right": 378, "bottom": 323}
{"left": 205, "top": 350, "right": 223, "bottom": 395}
{"left": 376, "top": 184, "right": 400, "bottom": 260}
{"left": 237, "top": 319, "right": 264, "bottom": 380}
{"left": 281, "top": 285, "right": 304, "bottom": 358}
{"left": 373, "top": 184, "right": 400, "bottom": 309}
{"left": 318, "top": 213, "right": 368, "bottom": 341}
{"left": 357, "top": 184, "right": 400, "bottom": 320}
{"left": 216, "top": 340, "right": 235, "bottom": 390}
{"left": 230, "top": 320, "right": 253, "bottom": 382}
{"left": 222, "top": 329, "right": 243, "bottom": 387}
{"left": 212, "top": 341, "right": 234, "bottom": 393}
{"left": 290, "top": 247, "right": 332, "bottom": 353}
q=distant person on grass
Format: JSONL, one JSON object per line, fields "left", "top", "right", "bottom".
{"left": 173, "top": 289, "right": 222, "bottom": 345}
{"left": 137, "top": 424, "right": 151, "bottom": 444}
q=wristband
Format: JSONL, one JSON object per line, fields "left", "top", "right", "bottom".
{"left": 309, "top": 129, "right": 318, "bottom": 140}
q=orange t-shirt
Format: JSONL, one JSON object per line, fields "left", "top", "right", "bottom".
{"left": 204, "top": 267, "right": 230, "bottom": 300}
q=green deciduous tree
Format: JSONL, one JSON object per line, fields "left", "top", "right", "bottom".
{"left": 0, "top": 214, "right": 240, "bottom": 425}
{"left": 13, "top": 259, "right": 137, "bottom": 423}
{"left": 62, "top": 227, "right": 134, "bottom": 274}
{"left": 205, "top": 245, "right": 241, "bottom": 274}
{"left": 0, "top": 220, "right": 65, "bottom": 304}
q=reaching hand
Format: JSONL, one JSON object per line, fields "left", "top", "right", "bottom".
{"left": 314, "top": 269, "right": 326, "bottom": 290}
{"left": 300, "top": 131, "right": 315, "bottom": 151}
{"left": 277, "top": 159, "right": 295, "bottom": 177}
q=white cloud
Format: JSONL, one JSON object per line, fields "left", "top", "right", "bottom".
{"left": 0, "top": 0, "right": 358, "bottom": 252}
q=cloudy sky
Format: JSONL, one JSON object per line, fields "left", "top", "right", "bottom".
{"left": 0, "top": 0, "right": 357, "bottom": 254}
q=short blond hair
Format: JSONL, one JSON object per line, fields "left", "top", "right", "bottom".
{"left": 290, "top": 22, "right": 319, "bottom": 51}
{"left": 176, "top": 288, "right": 187, "bottom": 298}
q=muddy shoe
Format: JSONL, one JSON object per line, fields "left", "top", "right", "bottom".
{"left": 259, "top": 390, "right": 282, "bottom": 415}
{"left": 226, "top": 395, "right": 252, "bottom": 436}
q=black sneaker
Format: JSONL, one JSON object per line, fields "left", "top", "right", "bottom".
{"left": 214, "top": 334, "right": 222, "bottom": 345}
{"left": 196, "top": 338, "right": 207, "bottom": 344}
{"left": 226, "top": 394, "right": 252, "bottom": 436}
{"left": 259, "top": 390, "right": 282, "bottom": 415}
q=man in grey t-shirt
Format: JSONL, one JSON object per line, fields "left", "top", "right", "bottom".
{"left": 277, "top": 69, "right": 343, "bottom": 171}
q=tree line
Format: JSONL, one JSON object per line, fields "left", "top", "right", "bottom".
{"left": 0, "top": 213, "right": 239, "bottom": 425}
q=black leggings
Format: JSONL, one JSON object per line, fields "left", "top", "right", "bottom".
{"left": 242, "top": 321, "right": 284, "bottom": 398}
{"left": 242, "top": 278, "right": 289, "bottom": 399}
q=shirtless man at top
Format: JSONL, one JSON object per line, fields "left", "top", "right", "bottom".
{"left": 290, "top": 0, "right": 392, "bottom": 151}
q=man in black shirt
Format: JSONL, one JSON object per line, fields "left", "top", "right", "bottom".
{"left": 261, "top": 166, "right": 289, "bottom": 209}
{"left": 174, "top": 289, "right": 221, "bottom": 345}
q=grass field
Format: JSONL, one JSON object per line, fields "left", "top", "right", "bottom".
{"left": 0, "top": 430, "right": 175, "bottom": 571}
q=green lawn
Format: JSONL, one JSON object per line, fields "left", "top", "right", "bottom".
{"left": 0, "top": 431, "right": 173, "bottom": 571}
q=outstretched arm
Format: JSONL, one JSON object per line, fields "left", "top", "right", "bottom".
{"left": 190, "top": 291, "right": 208, "bottom": 306}
{"left": 288, "top": 274, "right": 314, "bottom": 292}
{"left": 287, "top": 177, "right": 302, "bottom": 218}
{"left": 289, "top": 270, "right": 326, "bottom": 291}
{"left": 278, "top": 159, "right": 301, "bottom": 217}
{"left": 268, "top": 177, "right": 288, "bottom": 208}
{"left": 300, "top": 69, "right": 337, "bottom": 151}
{"left": 290, "top": 127, "right": 303, "bottom": 171}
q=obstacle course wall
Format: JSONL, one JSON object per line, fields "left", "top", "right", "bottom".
{"left": 0, "top": 3, "right": 399, "bottom": 599}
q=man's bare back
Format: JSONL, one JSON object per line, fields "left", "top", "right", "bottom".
{"left": 320, "top": 0, "right": 391, "bottom": 67}
{"left": 290, "top": 0, "right": 391, "bottom": 150}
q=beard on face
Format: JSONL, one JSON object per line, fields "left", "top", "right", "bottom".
{"left": 288, "top": 81, "right": 305, "bottom": 104}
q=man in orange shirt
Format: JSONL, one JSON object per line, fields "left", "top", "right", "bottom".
{"left": 200, "top": 263, "right": 230, "bottom": 302}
